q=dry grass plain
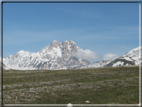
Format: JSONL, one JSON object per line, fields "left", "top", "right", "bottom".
{"left": 3, "top": 66, "right": 139, "bottom": 104}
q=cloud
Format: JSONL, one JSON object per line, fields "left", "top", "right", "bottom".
{"left": 74, "top": 49, "right": 98, "bottom": 61}
{"left": 103, "top": 53, "right": 120, "bottom": 60}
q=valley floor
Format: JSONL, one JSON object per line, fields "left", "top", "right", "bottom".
{"left": 3, "top": 66, "right": 139, "bottom": 104}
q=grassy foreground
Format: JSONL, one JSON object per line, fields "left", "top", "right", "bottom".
{"left": 3, "top": 66, "right": 139, "bottom": 104}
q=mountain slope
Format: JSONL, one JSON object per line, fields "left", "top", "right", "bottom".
{"left": 3, "top": 40, "right": 90, "bottom": 70}
{"left": 80, "top": 46, "right": 141, "bottom": 69}
{"left": 80, "top": 60, "right": 111, "bottom": 69}
{"left": 105, "top": 46, "right": 142, "bottom": 67}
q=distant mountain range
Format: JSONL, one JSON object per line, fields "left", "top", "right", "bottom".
{"left": 105, "top": 46, "right": 141, "bottom": 67}
{"left": 81, "top": 46, "right": 142, "bottom": 69}
{"left": 1, "top": 40, "right": 142, "bottom": 70}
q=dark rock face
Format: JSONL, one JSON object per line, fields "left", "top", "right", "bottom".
{"left": 50, "top": 41, "right": 61, "bottom": 49}
{"left": 60, "top": 41, "right": 78, "bottom": 66}
{"left": 104, "top": 58, "right": 135, "bottom": 67}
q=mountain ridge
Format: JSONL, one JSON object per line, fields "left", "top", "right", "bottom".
{"left": 3, "top": 40, "right": 90, "bottom": 70}
{"left": 2, "top": 41, "right": 142, "bottom": 70}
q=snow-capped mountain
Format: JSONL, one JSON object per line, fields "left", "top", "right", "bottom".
{"left": 2, "top": 40, "right": 142, "bottom": 70}
{"left": 3, "top": 40, "right": 90, "bottom": 70}
{"left": 104, "top": 46, "right": 142, "bottom": 67}
{"left": 80, "top": 46, "right": 141, "bottom": 69}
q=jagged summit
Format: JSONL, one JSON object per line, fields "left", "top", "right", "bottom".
{"left": 51, "top": 40, "right": 75, "bottom": 43}
{"left": 3, "top": 40, "right": 89, "bottom": 70}
{"left": 69, "top": 40, "right": 75, "bottom": 44}
{"left": 61, "top": 40, "right": 76, "bottom": 45}
{"left": 50, "top": 40, "right": 61, "bottom": 48}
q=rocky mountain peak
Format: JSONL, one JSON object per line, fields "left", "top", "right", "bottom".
{"left": 61, "top": 40, "right": 76, "bottom": 45}
{"left": 69, "top": 40, "right": 75, "bottom": 44}
{"left": 3, "top": 40, "right": 91, "bottom": 70}
{"left": 50, "top": 40, "right": 61, "bottom": 48}
{"left": 63, "top": 40, "right": 69, "bottom": 45}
